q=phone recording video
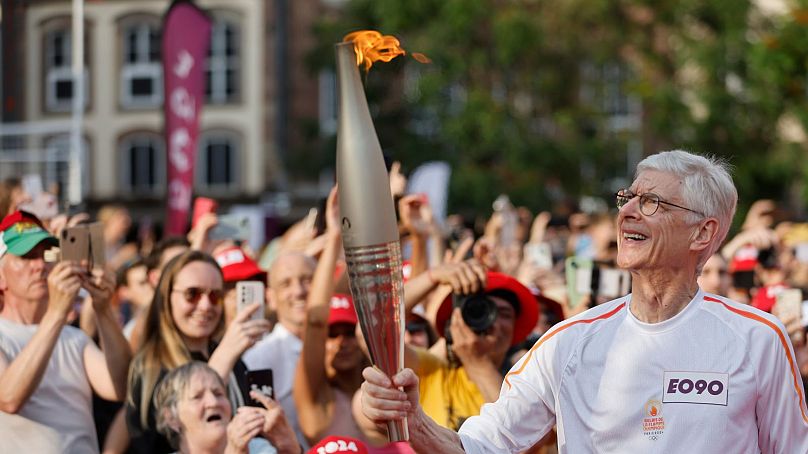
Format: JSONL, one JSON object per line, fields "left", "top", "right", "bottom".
{"left": 236, "top": 281, "right": 265, "bottom": 322}
{"left": 245, "top": 369, "right": 274, "bottom": 407}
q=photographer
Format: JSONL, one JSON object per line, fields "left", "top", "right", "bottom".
{"left": 0, "top": 210, "right": 131, "bottom": 453}
{"left": 403, "top": 270, "right": 538, "bottom": 430}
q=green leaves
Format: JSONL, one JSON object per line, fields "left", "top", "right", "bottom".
{"left": 301, "top": 0, "right": 808, "bottom": 220}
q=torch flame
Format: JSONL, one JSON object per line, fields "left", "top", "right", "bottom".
{"left": 343, "top": 30, "right": 430, "bottom": 71}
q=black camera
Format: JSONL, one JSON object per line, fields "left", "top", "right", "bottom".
{"left": 446, "top": 293, "right": 498, "bottom": 342}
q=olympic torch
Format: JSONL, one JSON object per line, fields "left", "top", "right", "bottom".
{"left": 335, "top": 35, "right": 408, "bottom": 441}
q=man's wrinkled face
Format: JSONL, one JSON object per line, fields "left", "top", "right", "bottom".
{"left": 0, "top": 242, "right": 53, "bottom": 303}
{"left": 616, "top": 170, "right": 700, "bottom": 273}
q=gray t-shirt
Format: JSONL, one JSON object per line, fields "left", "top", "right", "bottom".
{"left": 0, "top": 318, "right": 98, "bottom": 454}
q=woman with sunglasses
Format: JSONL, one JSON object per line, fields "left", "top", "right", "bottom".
{"left": 125, "top": 250, "right": 271, "bottom": 453}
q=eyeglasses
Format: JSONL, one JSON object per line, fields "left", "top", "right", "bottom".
{"left": 172, "top": 287, "right": 224, "bottom": 305}
{"left": 615, "top": 189, "right": 704, "bottom": 217}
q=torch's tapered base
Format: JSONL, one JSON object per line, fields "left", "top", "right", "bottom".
{"left": 344, "top": 241, "right": 409, "bottom": 442}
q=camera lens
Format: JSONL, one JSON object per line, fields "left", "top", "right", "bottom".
{"left": 460, "top": 294, "right": 498, "bottom": 333}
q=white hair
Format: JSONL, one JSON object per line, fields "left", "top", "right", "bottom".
{"left": 636, "top": 150, "right": 738, "bottom": 261}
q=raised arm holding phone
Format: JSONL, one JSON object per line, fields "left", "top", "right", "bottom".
{"left": 0, "top": 211, "right": 132, "bottom": 454}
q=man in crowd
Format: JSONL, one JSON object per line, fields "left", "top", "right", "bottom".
{"left": 118, "top": 258, "right": 154, "bottom": 341}
{"left": 243, "top": 250, "right": 316, "bottom": 448}
{"left": 406, "top": 271, "right": 538, "bottom": 431}
{"left": 361, "top": 150, "right": 808, "bottom": 452}
{"left": 0, "top": 211, "right": 132, "bottom": 453}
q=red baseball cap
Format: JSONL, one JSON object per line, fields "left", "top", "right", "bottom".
{"left": 214, "top": 246, "right": 266, "bottom": 283}
{"left": 435, "top": 271, "right": 539, "bottom": 346}
{"left": 307, "top": 436, "right": 367, "bottom": 454}
{"left": 328, "top": 294, "right": 358, "bottom": 326}
{"left": 0, "top": 210, "right": 58, "bottom": 259}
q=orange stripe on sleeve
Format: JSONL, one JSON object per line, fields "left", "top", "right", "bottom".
{"left": 503, "top": 303, "right": 626, "bottom": 389}
{"left": 704, "top": 295, "right": 808, "bottom": 425}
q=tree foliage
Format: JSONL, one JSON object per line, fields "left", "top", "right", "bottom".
{"left": 301, "top": 0, "right": 808, "bottom": 221}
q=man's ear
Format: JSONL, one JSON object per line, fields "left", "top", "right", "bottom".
{"left": 690, "top": 218, "right": 720, "bottom": 254}
{"left": 0, "top": 263, "right": 7, "bottom": 292}
{"left": 265, "top": 287, "right": 276, "bottom": 312}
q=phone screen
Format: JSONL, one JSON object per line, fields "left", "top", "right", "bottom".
{"left": 245, "top": 369, "right": 274, "bottom": 406}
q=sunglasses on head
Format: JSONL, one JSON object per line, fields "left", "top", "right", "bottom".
{"left": 172, "top": 287, "right": 224, "bottom": 305}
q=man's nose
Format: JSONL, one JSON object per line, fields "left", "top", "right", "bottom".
{"left": 290, "top": 279, "right": 308, "bottom": 298}
{"left": 619, "top": 195, "right": 642, "bottom": 219}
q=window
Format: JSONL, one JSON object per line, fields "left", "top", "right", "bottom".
{"left": 205, "top": 17, "right": 240, "bottom": 104}
{"left": 197, "top": 132, "right": 239, "bottom": 192}
{"left": 120, "top": 20, "right": 162, "bottom": 108}
{"left": 43, "top": 134, "right": 91, "bottom": 197}
{"left": 119, "top": 133, "right": 164, "bottom": 195}
{"left": 44, "top": 28, "right": 88, "bottom": 112}
{"left": 318, "top": 69, "right": 337, "bottom": 135}
{"left": 579, "top": 61, "right": 640, "bottom": 131}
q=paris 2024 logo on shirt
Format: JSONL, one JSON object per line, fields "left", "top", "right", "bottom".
{"left": 642, "top": 399, "right": 665, "bottom": 441}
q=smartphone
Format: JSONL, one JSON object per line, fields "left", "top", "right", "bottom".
{"left": 598, "top": 268, "right": 631, "bottom": 300}
{"left": 565, "top": 256, "right": 593, "bottom": 310}
{"left": 236, "top": 281, "right": 265, "bottom": 322}
{"left": 245, "top": 369, "right": 274, "bottom": 407}
{"left": 775, "top": 289, "right": 802, "bottom": 319}
{"left": 775, "top": 289, "right": 805, "bottom": 343}
{"left": 209, "top": 214, "right": 250, "bottom": 241}
{"left": 192, "top": 197, "right": 218, "bottom": 228}
{"left": 88, "top": 222, "right": 105, "bottom": 269}
{"left": 60, "top": 226, "right": 90, "bottom": 264}
{"left": 525, "top": 243, "right": 553, "bottom": 270}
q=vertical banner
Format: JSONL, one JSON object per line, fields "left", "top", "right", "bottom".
{"left": 163, "top": 0, "right": 212, "bottom": 236}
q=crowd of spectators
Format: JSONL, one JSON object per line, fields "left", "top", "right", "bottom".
{"left": 0, "top": 155, "right": 806, "bottom": 453}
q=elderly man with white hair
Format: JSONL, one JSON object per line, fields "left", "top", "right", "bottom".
{"left": 361, "top": 150, "right": 808, "bottom": 453}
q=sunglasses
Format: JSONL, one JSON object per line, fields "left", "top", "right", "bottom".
{"left": 172, "top": 287, "right": 224, "bottom": 305}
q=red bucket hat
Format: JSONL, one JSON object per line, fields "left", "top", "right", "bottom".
{"left": 435, "top": 271, "right": 539, "bottom": 346}
{"left": 214, "top": 246, "right": 266, "bottom": 282}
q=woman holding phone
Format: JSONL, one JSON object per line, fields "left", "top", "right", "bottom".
{"left": 153, "top": 361, "right": 299, "bottom": 454}
{"left": 125, "top": 250, "right": 271, "bottom": 453}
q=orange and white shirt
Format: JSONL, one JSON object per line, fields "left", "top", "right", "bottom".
{"left": 458, "top": 290, "right": 808, "bottom": 453}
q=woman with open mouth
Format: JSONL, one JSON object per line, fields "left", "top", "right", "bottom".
{"left": 154, "top": 361, "right": 299, "bottom": 454}
{"left": 125, "top": 250, "right": 271, "bottom": 453}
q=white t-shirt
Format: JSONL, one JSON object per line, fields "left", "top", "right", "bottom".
{"left": 0, "top": 318, "right": 98, "bottom": 454}
{"left": 459, "top": 290, "right": 808, "bottom": 453}
{"left": 242, "top": 323, "right": 307, "bottom": 448}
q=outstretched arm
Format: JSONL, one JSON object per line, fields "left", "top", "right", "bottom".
{"left": 83, "top": 266, "right": 132, "bottom": 401}
{"left": 361, "top": 367, "right": 465, "bottom": 453}
{"left": 293, "top": 186, "right": 341, "bottom": 442}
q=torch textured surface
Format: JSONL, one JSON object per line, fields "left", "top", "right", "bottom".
{"left": 335, "top": 40, "right": 408, "bottom": 441}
